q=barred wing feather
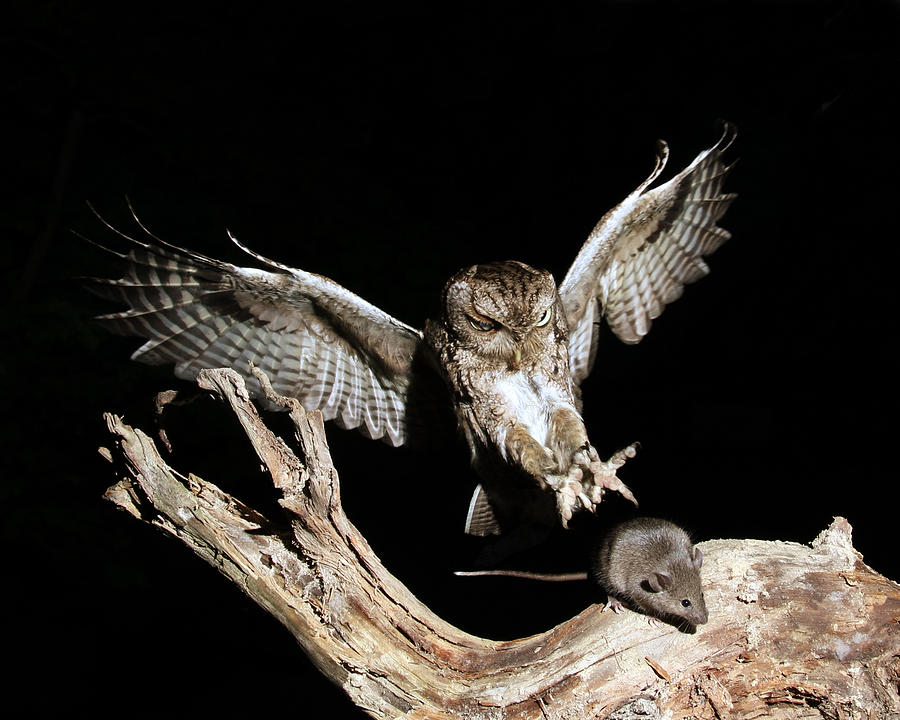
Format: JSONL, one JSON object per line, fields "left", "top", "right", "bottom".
{"left": 560, "top": 123, "right": 737, "bottom": 385}
{"left": 86, "top": 235, "right": 425, "bottom": 447}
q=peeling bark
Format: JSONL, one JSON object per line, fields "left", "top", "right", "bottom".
{"left": 99, "top": 368, "right": 900, "bottom": 719}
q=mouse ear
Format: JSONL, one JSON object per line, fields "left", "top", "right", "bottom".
{"left": 691, "top": 546, "right": 704, "bottom": 571}
{"left": 647, "top": 571, "right": 672, "bottom": 593}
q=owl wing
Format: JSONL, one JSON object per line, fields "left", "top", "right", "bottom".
{"left": 85, "top": 220, "right": 439, "bottom": 447}
{"left": 559, "top": 122, "right": 737, "bottom": 385}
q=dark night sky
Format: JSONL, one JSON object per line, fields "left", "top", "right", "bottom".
{"left": 4, "top": 2, "right": 899, "bottom": 716}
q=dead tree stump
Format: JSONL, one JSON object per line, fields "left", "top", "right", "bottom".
{"left": 99, "top": 368, "right": 900, "bottom": 719}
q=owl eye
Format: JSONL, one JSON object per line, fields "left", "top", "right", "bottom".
{"left": 535, "top": 307, "right": 552, "bottom": 327}
{"left": 468, "top": 316, "right": 497, "bottom": 332}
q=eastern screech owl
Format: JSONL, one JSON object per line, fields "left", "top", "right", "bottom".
{"left": 424, "top": 261, "right": 637, "bottom": 534}
{"left": 87, "top": 123, "right": 736, "bottom": 537}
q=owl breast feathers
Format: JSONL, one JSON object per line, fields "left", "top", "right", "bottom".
{"left": 86, "top": 123, "right": 737, "bottom": 536}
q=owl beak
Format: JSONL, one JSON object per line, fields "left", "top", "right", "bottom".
{"left": 511, "top": 346, "right": 523, "bottom": 369}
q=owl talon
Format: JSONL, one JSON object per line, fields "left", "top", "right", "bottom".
{"left": 590, "top": 471, "right": 638, "bottom": 507}
{"left": 556, "top": 494, "right": 574, "bottom": 529}
{"left": 547, "top": 474, "right": 589, "bottom": 529}
{"left": 578, "top": 492, "right": 593, "bottom": 511}
{"left": 607, "top": 441, "right": 639, "bottom": 468}
{"left": 579, "top": 442, "right": 639, "bottom": 510}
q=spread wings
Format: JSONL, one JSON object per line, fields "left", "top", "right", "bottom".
{"left": 560, "top": 123, "right": 737, "bottom": 385}
{"left": 84, "top": 217, "right": 436, "bottom": 447}
{"left": 85, "top": 124, "right": 735, "bottom": 447}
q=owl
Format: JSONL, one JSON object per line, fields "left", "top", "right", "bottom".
{"left": 87, "top": 123, "right": 736, "bottom": 537}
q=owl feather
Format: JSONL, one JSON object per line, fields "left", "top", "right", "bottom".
{"left": 83, "top": 211, "right": 440, "bottom": 447}
{"left": 86, "top": 123, "right": 736, "bottom": 535}
{"left": 561, "top": 122, "right": 736, "bottom": 383}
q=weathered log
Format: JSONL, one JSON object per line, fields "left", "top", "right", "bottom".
{"left": 99, "top": 368, "right": 900, "bottom": 719}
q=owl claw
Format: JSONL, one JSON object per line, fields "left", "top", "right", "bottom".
{"left": 578, "top": 491, "right": 593, "bottom": 511}
{"left": 546, "top": 473, "right": 586, "bottom": 529}
{"left": 548, "top": 442, "right": 639, "bottom": 527}
{"left": 607, "top": 442, "right": 639, "bottom": 468}
{"left": 576, "top": 441, "right": 639, "bottom": 512}
{"left": 556, "top": 492, "right": 574, "bottom": 529}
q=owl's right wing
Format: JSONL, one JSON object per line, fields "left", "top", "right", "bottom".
{"left": 85, "top": 219, "right": 441, "bottom": 447}
{"left": 559, "top": 123, "right": 737, "bottom": 386}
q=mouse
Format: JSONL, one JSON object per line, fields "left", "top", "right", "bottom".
{"left": 592, "top": 516, "right": 708, "bottom": 629}
{"left": 455, "top": 517, "right": 708, "bottom": 630}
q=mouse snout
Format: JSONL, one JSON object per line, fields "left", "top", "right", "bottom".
{"left": 687, "top": 595, "right": 708, "bottom": 625}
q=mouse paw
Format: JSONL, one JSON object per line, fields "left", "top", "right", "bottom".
{"left": 602, "top": 597, "right": 626, "bottom": 614}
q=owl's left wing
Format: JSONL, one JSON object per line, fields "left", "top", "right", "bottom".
{"left": 84, "top": 219, "right": 441, "bottom": 447}
{"left": 559, "top": 123, "right": 737, "bottom": 385}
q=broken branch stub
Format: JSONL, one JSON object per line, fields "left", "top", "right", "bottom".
{"left": 101, "top": 368, "right": 900, "bottom": 719}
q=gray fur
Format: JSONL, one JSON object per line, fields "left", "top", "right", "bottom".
{"left": 591, "top": 517, "right": 707, "bottom": 627}
{"left": 456, "top": 517, "right": 709, "bottom": 629}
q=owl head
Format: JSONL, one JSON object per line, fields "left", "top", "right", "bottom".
{"left": 438, "top": 261, "right": 567, "bottom": 367}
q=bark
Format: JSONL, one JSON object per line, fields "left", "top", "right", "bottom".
{"left": 99, "top": 367, "right": 900, "bottom": 719}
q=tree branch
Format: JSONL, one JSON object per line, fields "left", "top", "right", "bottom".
{"left": 100, "top": 368, "right": 900, "bottom": 719}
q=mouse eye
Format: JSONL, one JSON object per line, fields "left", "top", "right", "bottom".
{"left": 681, "top": 599, "right": 693, "bottom": 608}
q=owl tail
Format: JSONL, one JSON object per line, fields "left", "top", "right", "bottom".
{"left": 464, "top": 485, "right": 502, "bottom": 536}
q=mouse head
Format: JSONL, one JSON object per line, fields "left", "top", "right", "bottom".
{"left": 640, "top": 544, "right": 708, "bottom": 627}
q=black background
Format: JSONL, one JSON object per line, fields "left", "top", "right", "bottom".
{"left": 5, "top": 2, "right": 898, "bottom": 716}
